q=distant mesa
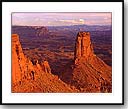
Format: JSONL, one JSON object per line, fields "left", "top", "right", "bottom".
{"left": 12, "top": 26, "right": 49, "bottom": 37}
{"left": 35, "top": 26, "right": 49, "bottom": 37}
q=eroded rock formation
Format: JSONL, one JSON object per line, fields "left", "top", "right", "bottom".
{"left": 12, "top": 34, "right": 34, "bottom": 84}
{"left": 72, "top": 32, "right": 112, "bottom": 92}
{"left": 35, "top": 26, "right": 49, "bottom": 37}
{"left": 75, "top": 32, "right": 93, "bottom": 61}
{"left": 12, "top": 32, "right": 112, "bottom": 93}
{"left": 12, "top": 34, "right": 78, "bottom": 93}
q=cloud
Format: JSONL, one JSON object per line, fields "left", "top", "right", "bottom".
{"left": 85, "top": 19, "right": 111, "bottom": 25}
{"left": 12, "top": 12, "right": 111, "bottom": 26}
{"left": 59, "top": 19, "right": 85, "bottom": 25}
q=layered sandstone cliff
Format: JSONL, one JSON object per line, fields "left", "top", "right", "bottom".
{"left": 12, "top": 34, "right": 34, "bottom": 84}
{"left": 71, "top": 32, "right": 112, "bottom": 92}
{"left": 12, "top": 34, "right": 78, "bottom": 93}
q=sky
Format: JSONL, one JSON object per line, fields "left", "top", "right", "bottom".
{"left": 12, "top": 13, "right": 111, "bottom": 26}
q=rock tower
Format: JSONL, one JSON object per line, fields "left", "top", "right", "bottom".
{"left": 74, "top": 32, "right": 94, "bottom": 63}
{"left": 72, "top": 31, "right": 112, "bottom": 92}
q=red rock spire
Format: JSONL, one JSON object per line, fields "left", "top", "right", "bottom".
{"left": 75, "top": 32, "right": 94, "bottom": 62}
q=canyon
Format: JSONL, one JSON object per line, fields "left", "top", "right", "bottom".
{"left": 12, "top": 29, "right": 112, "bottom": 93}
{"left": 12, "top": 34, "right": 78, "bottom": 92}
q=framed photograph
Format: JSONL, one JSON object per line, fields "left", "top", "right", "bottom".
{"left": 1, "top": 0, "right": 124, "bottom": 105}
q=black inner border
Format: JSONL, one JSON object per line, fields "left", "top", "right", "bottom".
{"left": 0, "top": 0, "right": 124, "bottom": 105}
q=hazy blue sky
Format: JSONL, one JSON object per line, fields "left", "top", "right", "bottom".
{"left": 12, "top": 13, "right": 111, "bottom": 26}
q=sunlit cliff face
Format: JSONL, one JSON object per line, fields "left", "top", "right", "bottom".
{"left": 75, "top": 32, "right": 93, "bottom": 62}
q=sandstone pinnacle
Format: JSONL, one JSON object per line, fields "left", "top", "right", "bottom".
{"left": 72, "top": 31, "right": 112, "bottom": 92}
{"left": 74, "top": 32, "right": 93, "bottom": 63}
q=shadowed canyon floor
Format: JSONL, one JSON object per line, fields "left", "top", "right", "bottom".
{"left": 12, "top": 26, "right": 112, "bottom": 93}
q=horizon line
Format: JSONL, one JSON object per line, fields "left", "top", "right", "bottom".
{"left": 12, "top": 24, "right": 112, "bottom": 27}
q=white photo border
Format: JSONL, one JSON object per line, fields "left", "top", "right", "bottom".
{"left": 2, "top": 2, "right": 123, "bottom": 104}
